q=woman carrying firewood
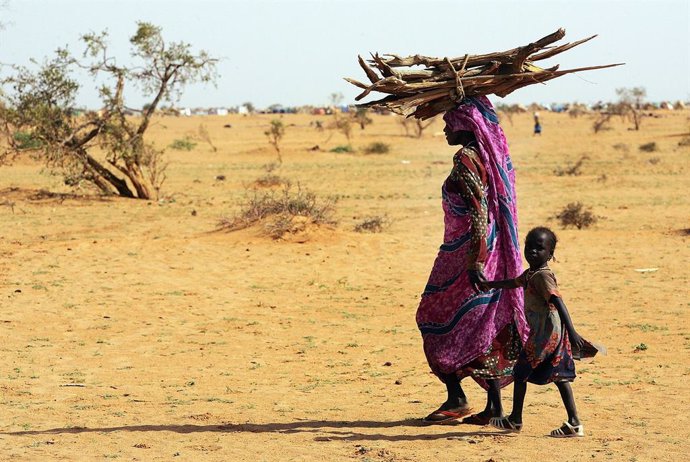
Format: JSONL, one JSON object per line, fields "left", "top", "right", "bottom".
{"left": 417, "top": 96, "right": 529, "bottom": 424}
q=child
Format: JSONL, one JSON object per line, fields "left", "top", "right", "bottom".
{"left": 484, "top": 227, "right": 590, "bottom": 437}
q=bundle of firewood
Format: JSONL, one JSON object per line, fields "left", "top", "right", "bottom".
{"left": 345, "top": 29, "right": 623, "bottom": 119}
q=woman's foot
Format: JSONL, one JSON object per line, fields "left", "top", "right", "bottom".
{"left": 489, "top": 416, "right": 522, "bottom": 432}
{"left": 422, "top": 403, "right": 472, "bottom": 424}
{"left": 550, "top": 421, "right": 584, "bottom": 438}
{"left": 462, "top": 411, "right": 493, "bottom": 426}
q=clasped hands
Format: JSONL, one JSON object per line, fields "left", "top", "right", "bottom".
{"left": 467, "top": 269, "right": 489, "bottom": 292}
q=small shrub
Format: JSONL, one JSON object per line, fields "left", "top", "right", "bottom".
{"left": 330, "top": 145, "right": 354, "bottom": 153}
{"left": 554, "top": 156, "right": 588, "bottom": 176}
{"left": 363, "top": 142, "right": 390, "bottom": 155}
{"left": 265, "top": 119, "right": 285, "bottom": 163}
{"left": 647, "top": 157, "right": 661, "bottom": 165}
{"left": 254, "top": 174, "right": 284, "bottom": 188}
{"left": 678, "top": 136, "right": 690, "bottom": 147}
{"left": 169, "top": 137, "right": 197, "bottom": 151}
{"left": 639, "top": 142, "right": 657, "bottom": 152}
{"left": 13, "top": 131, "right": 43, "bottom": 150}
{"left": 354, "top": 215, "right": 391, "bottom": 233}
{"left": 634, "top": 343, "right": 648, "bottom": 352}
{"left": 612, "top": 143, "right": 629, "bottom": 153}
{"left": 219, "top": 183, "right": 336, "bottom": 239}
{"left": 555, "top": 202, "right": 598, "bottom": 229}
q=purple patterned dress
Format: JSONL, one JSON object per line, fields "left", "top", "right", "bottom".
{"left": 416, "top": 97, "right": 529, "bottom": 390}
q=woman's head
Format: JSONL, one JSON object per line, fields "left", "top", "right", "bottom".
{"left": 524, "top": 227, "right": 558, "bottom": 269}
{"left": 444, "top": 125, "right": 476, "bottom": 146}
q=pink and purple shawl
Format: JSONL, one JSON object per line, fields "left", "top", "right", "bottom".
{"left": 416, "top": 96, "right": 529, "bottom": 384}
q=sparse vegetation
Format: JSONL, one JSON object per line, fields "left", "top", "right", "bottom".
{"left": 0, "top": 22, "right": 217, "bottom": 199}
{"left": 554, "top": 156, "right": 588, "bottom": 176}
{"left": 363, "top": 142, "right": 390, "bottom": 155}
{"left": 612, "top": 143, "right": 629, "bottom": 153}
{"left": 254, "top": 174, "right": 284, "bottom": 188}
{"left": 197, "top": 124, "right": 217, "bottom": 152}
{"left": 12, "top": 131, "right": 43, "bottom": 150}
{"left": 219, "top": 183, "right": 336, "bottom": 239}
{"left": 330, "top": 145, "right": 354, "bottom": 153}
{"left": 354, "top": 215, "right": 391, "bottom": 233}
{"left": 265, "top": 119, "right": 285, "bottom": 163}
{"left": 554, "top": 202, "right": 598, "bottom": 229}
{"left": 169, "top": 137, "right": 197, "bottom": 151}
{"left": 639, "top": 142, "right": 658, "bottom": 152}
{"left": 354, "top": 108, "right": 373, "bottom": 130}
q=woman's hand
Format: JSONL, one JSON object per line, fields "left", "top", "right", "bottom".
{"left": 468, "top": 269, "right": 488, "bottom": 292}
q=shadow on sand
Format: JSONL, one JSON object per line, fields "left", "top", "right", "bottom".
{"left": 2, "top": 419, "right": 502, "bottom": 442}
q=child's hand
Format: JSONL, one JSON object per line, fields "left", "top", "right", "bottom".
{"left": 569, "top": 331, "right": 585, "bottom": 352}
{"left": 468, "top": 269, "right": 487, "bottom": 293}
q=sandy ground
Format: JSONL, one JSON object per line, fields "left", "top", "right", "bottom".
{"left": 1, "top": 110, "right": 689, "bottom": 461}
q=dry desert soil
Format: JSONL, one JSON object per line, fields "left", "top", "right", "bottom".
{"left": 1, "top": 110, "right": 689, "bottom": 461}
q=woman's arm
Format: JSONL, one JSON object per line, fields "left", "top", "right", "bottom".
{"left": 549, "top": 295, "right": 585, "bottom": 351}
{"left": 450, "top": 147, "right": 488, "bottom": 273}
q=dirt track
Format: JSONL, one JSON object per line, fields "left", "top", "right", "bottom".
{"left": 1, "top": 111, "right": 688, "bottom": 461}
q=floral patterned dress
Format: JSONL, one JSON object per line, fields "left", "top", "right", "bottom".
{"left": 512, "top": 267, "right": 576, "bottom": 384}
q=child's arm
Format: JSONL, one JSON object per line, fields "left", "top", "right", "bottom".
{"left": 549, "top": 295, "right": 585, "bottom": 351}
{"left": 482, "top": 278, "right": 521, "bottom": 290}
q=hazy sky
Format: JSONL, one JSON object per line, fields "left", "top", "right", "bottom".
{"left": 1, "top": 0, "right": 688, "bottom": 109}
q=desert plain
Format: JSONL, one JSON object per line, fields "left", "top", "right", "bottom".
{"left": 0, "top": 109, "right": 689, "bottom": 461}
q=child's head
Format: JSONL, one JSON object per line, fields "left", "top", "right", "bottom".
{"left": 524, "top": 227, "right": 558, "bottom": 269}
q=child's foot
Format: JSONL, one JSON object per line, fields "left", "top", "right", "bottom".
{"left": 422, "top": 404, "right": 472, "bottom": 424}
{"left": 550, "top": 421, "right": 584, "bottom": 438}
{"left": 489, "top": 416, "right": 522, "bottom": 432}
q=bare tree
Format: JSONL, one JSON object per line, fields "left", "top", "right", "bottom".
{"left": 615, "top": 87, "right": 646, "bottom": 130}
{"left": 0, "top": 22, "right": 217, "bottom": 198}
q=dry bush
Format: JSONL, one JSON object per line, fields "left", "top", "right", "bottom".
{"left": 363, "top": 142, "right": 390, "bottom": 155}
{"left": 612, "top": 143, "right": 629, "bottom": 153}
{"left": 353, "top": 215, "right": 391, "bottom": 233}
{"left": 219, "top": 183, "right": 336, "bottom": 239}
{"left": 554, "top": 202, "right": 598, "bottom": 229}
{"left": 253, "top": 174, "right": 284, "bottom": 188}
{"left": 554, "top": 156, "right": 588, "bottom": 176}
{"left": 639, "top": 142, "right": 657, "bottom": 152}
{"left": 592, "top": 113, "right": 612, "bottom": 133}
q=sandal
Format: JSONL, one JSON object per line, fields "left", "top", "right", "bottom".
{"left": 462, "top": 413, "right": 491, "bottom": 426}
{"left": 550, "top": 421, "right": 584, "bottom": 438}
{"left": 422, "top": 406, "right": 472, "bottom": 424}
{"left": 489, "top": 416, "right": 522, "bottom": 432}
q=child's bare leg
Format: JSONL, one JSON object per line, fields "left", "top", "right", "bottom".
{"left": 555, "top": 381, "right": 580, "bottom": 426}
{"left": 486, "top": 379, "right": 503, "bottom": 417}
{"left": 508, "top": 380, "right": 527, "bottom": 424}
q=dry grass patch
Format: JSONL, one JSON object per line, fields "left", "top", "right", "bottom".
{"left": 219, "top": 183, "right": 336, "bottom": 239}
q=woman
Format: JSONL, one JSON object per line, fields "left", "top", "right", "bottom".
{"left": 417, "top": 96, "right": 529, "bottom": 424}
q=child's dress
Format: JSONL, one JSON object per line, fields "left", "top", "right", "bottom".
{"left": 512, "top": 267, "right": 576, "bottom": 384}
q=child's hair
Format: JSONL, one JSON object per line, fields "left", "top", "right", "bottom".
{"left": 526, "top": 226, "right": 558, "bottom": 256}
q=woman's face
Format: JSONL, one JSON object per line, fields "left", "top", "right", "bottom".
{"left": 444, "top": 126, "right": 475, "bottom": 146}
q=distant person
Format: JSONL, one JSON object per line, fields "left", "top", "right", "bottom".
{"left": 533, "top": 112, "right": 542, "bottom": 136}
{"left": 417, "top": 96, "right": 528, "bottom": 425}
{"left": 484, "top": 227, "right": 600, "bottom": 437}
